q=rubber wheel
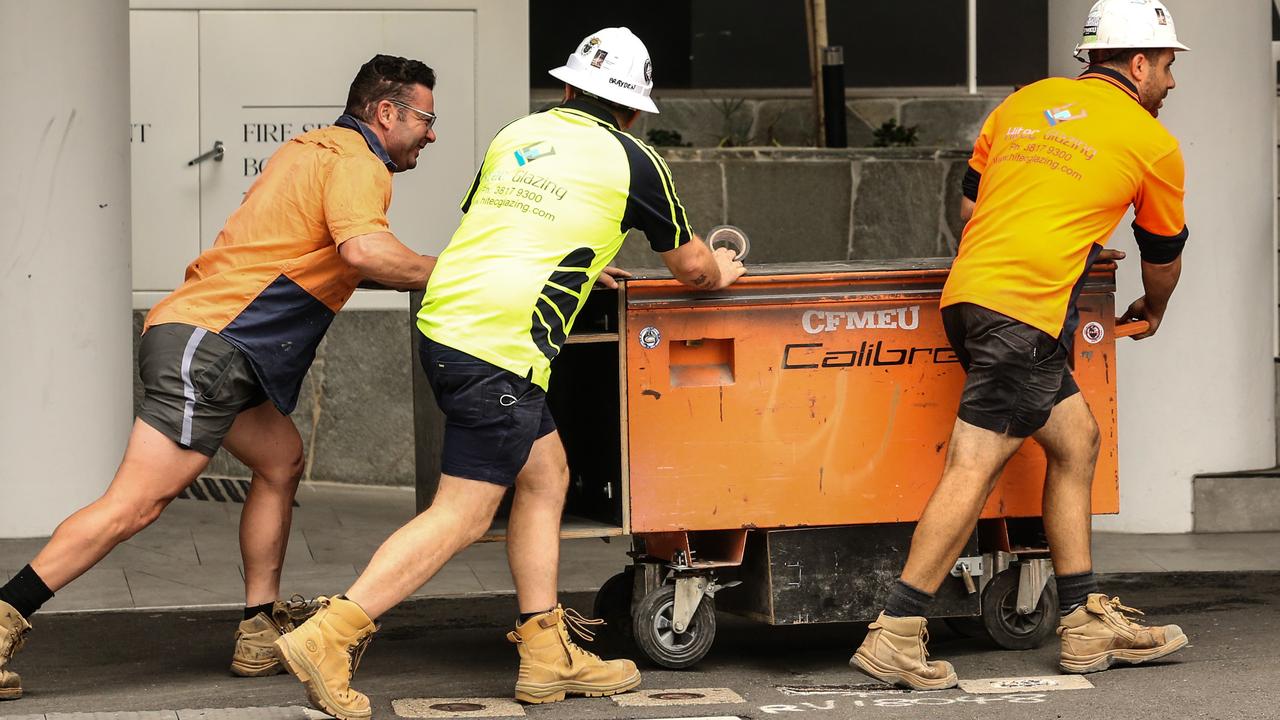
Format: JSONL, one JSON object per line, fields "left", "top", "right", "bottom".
{"left": 980, "top": 567, "right": 1059, "bottom": 650}
{"left": 632, "top": 584, "right": 716, "bottom": 669}
{"left": 593, "top": 567, "right": 635, "bottom": 644}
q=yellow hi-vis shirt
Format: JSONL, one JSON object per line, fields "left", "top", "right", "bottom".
{"left": 942, "top": 66, "right": 1188, "bottom": 338}
{"left": 417, "top": 98, "right": 693, "bottom": 389}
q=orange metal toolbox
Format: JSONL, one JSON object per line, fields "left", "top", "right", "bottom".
{"left": 415, "top": 258, "right": 1132, "bottom": 668}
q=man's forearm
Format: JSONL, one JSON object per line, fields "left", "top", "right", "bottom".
{"left": 340, "top": 233, "right": 436, "bottom": 290}
{"left": 1140, "top": 256, "right": 1182, "bottom": 316}
{"left": 682, "top": 253, "right": 722, "bottom": 290}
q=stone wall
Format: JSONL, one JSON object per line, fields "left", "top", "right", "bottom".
{"left": 134, "top": 145, "right": 978, "bottom": 487}
{"left": 533, "top": 91, "right": 1006, "bottom": 149}
{"left": 613, "top": 147, "right": 971, "bottom": 268}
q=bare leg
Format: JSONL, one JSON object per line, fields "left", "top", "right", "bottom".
{"left": 345, "top": 474, "right": 506, "bottom": 620}
{"left": 30, "top": 419, "right": 210, "bottom": 591}
{"left": 506, "top": 432, "right": 570, "bottom": 614}
{"left": 1033, "top": 393, "right": 1101, "bottom": 577}
{"left": 222, "top": 402, "right": 306, "bottom": 607}
{"left": 899, "top": 419, "right": 1024, "bottom": 593}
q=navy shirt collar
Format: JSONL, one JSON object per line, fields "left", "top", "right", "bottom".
{"left": 1078, "top": 65, "right": 1141, "bottom": 103}
{"left": 557, "top": 97, "right": 621, "bottom": 130}
{"left": 334, "top": 114, "right": 397, "bottom": 171}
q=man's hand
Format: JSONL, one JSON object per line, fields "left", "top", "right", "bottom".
{"left": 1118, "top": 296, "right": 1161, "bottom": 339}
{"left": 1097, "top": 248, "right": 1126, "bottom": 262}
{"left": 710, "top": 246, "right": 746, "bottom": 290}
{"left": 595, "top": 266, "right": 633, "bottom": 290}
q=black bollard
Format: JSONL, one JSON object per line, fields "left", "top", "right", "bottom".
{"left": 821, "top": 46, "right": 847, "bottom": 148}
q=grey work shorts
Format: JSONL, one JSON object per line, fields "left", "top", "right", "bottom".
{"left": 137, "top": 323, "right": 268, "bottom": 456}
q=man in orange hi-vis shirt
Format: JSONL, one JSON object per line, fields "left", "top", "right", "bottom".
{"left": 0, "top": 55, "right": 437, "bottom": 699}
{"left": 852, "top": 0, "right": 1191, "bottom": 690}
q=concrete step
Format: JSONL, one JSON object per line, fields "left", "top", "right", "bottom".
{"left": 1193, "top": 468, "right": 1280, "bottom": 533}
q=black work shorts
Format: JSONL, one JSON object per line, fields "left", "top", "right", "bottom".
{"left": 137, "top": 323, "right": 269, "bottom": 456}
{"left": 941, "top": 303, "right": 1079, "bottom": 438}
{"left": 419, "top": 336, "right": 556, "bottom": 487}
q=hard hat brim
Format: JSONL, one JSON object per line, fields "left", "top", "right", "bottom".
{"left": 1073, "top": 39, "right": 1189, "bottom": 60}
{"left": 549, "top": 65, "right": 660, "bottom": 114}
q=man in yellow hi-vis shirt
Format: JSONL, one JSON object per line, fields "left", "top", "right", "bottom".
{"left": 273, "top": 27, "right": 745, "bottom": 719}
{"left": 852, "top": 0, "right": 1191, "bottom": 690}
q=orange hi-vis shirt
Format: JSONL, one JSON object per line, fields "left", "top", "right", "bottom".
{"left": 941, "top": 66, "right": 1188, "bottom": 339}
{"left": 145, "top": 116, "right": 394, "bottom": 413}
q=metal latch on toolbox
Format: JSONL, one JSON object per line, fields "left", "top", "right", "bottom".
{"left": 950, "top": 556, "right": 984, "bottom": 595}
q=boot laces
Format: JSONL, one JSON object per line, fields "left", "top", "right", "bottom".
{"left": 560, "top": 608, "right": 606, "bottom": 663}
{"left": 1104, "top": 596, "right": 1147, "bottom": 628}
{"left": 348, "top": 633, "right": 374, "bottom": 676}
{"left": 0, "top": 623, "right": 27, "bottom": 660}
{"left": 272, "top": 594, "right": 322, "bottom": 632}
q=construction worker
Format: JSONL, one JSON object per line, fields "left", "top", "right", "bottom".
{"left": 851, "top": 0, "right": 1190, "bottom": 690}
{"left": 0, "top": 55, "right": 437, "bottom": 700}
{"left": 272, "top": 27, "right": 745, "bottom": 719}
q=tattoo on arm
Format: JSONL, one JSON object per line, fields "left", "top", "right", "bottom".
{"left": 693, "top": 273, "right": 712, "bottom": 288}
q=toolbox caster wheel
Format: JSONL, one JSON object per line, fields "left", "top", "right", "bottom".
{"left": 981, "top": 567, "right": 1059, "bottom": 650}
{"left": 593, "top": 567, "right": 635, "bottom": 644}
{"left": 632, "top": 584, "right": 716, "bottom": 669}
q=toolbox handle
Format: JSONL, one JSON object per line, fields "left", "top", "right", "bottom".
{"left": 1114, "top": 320, "right": 1150, "bottom": 338}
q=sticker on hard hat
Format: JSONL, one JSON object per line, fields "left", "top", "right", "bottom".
{"left": 1154, "top": 7, "right": 1167, "bottom": 25}
{"left": 591, "top": 50, "right": 608, "bottom": 68}
{"left": 1083, "top": 10, "right": 1101, "bottom": 37}
{"left": 643, "top": 59, "right": 653, "bottom": 84}
{"left": 581, "top": 37, "right": 600, "bottom": 54}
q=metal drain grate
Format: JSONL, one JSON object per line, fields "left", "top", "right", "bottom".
{"left": 177, "top": 476, "right": 300, "bottom": 506}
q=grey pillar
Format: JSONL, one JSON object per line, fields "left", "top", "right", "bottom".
{"left": 0, "top": 0, "right": 133, "bottom": 537}
{"left": 1050, "top": 0, "right": 1275, "bottom": 532}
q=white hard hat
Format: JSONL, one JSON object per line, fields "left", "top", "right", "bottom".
{"left": 1074, "top": 0, "right": 1190, "bottom": 61}
{"left": 549, "top": 27, "right": 659, "bottom": 114}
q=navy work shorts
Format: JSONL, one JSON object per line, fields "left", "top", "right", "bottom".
{"left": 419, "top": 337, "right": 556, "bottom": 486}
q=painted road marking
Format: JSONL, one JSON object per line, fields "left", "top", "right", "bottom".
{"left": 760, "top": 694, "right": 1050, "bottom": 713}
{"left": 958, "top": 675, "right": 1094, "bottom": 694}
{"left": 777, "top": 683, "right": 915, "bottom": 697}
{"left": 391, "top": 697, "right": 526, "bottom": 718}
{"left": 629, "top": 712, "right": 742, "bottom": 717}
{"left": 612, "top": 687, "right": 745, "bottom": 707}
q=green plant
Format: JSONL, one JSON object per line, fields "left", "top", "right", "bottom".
{"left": 646, "top": 128, "right": 692, "bottom": 147}
{"left": 872, "top": 118, "right": 919, "bottom": 147}
{"left": 711, "top": 97, "right": 749, "bottom": 147}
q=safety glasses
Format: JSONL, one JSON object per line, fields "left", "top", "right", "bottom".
{"left": 388, "top": 99, "right": 437, "bottom": 131}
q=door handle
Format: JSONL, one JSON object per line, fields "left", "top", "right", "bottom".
{"left": 187, "top": 141, "right": 224, "bottom": 166}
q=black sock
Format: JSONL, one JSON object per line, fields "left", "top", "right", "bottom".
{"left": 0, "top": 565, "right": 54, "bottom": 619}
{"left": 883, "top": 579, "right": 933, "bottom": 618}
{"left": 245, "top": 602, "right": 274, "bottom": 621}
{"left": 1057, "top": 571, "right": 1098, "bottom": 614}
{"left": 518, "top": 608, "right": 554, "bottom": 625}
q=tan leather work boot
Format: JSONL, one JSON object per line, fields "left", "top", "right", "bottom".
{"left": 1, "top": 600, "right": 31, "bottom": 701}
{"left": 231, "top": 595, "right": 321, "bottom": 677}
{"left": 273, "top": 596, "right": 377, "bottom": 720}
{"left": 849, "top": 612, "right": 958, "bottom": 690}
{"left": 1058, "top": 593, "right": 1188, "bottom": 674}
{"left": 507, "top": 605, "right": 641, "bottom": 704}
